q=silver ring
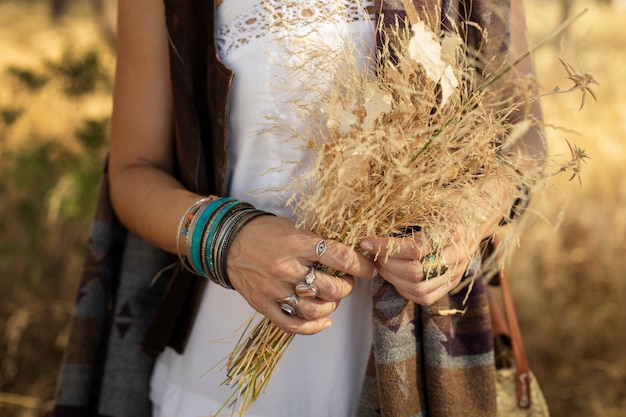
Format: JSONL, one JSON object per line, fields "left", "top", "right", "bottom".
{"left": 276, "top": 294, "right": 300, "bottom": 316}
{"left": 305, "top": 266, "right": 316, "bottom": 285}
{"left": 295, "top": 267, "right": 319, "bottom": 298}
{"left": 315, "top": 239, "right": 327, "bottom": 260}
{"left": 421, "top": 252, "right": 449, "bottom": 279}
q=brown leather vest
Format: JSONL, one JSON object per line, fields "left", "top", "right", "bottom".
{"left": 165, "top": 0, "right": 231, "bottom": 196}
{"left": 142, "top": 0, "right": 231, "bottom": 355}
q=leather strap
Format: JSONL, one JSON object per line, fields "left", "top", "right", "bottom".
{"left": 491, "top": 236, "right": 532, "bottom": 409}
{"left": 400, "top": 0, "right": 420, "bottom": 24}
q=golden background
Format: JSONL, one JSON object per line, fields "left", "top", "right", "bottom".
{"left": 0, "top": 0, "right": 624, "bottom": 415}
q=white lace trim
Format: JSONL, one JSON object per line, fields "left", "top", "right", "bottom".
{"left": 216, "top": 0, "right": 376, "bottom": 57}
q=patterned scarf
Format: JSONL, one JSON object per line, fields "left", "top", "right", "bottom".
{"left": 366, "top": 2, "right": 511, "bottom": 416}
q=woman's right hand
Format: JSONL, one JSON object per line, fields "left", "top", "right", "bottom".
{"left": 227, "top": 215, "right": 377, "bottom": 335}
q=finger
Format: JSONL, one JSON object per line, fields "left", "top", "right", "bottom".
{"left": 359, "top": 235, "right": 432, "bottom": 261}
{"left": 372, "top": 240, "right": 470, "bottom": 282}
{"left": 311, "top": 238, "right": 378, "bottom": 280}
{"left": 263, "top": 298, "right": 334, "bottom": 335}
{"left": 296, "top": 298, "right": 340, "bottom": 321}
{"left": 270, "top": 268, "right": 351, "bottom": 320}
{"left": 391, "top": 274, "right": 457, "bottom": 306}
{"left": 295, "top": 267, "right": 355, "bottom": 302}
{"left": 436, "top": 244, "right": 474, "bottom": 276}
{"left": 376, "top": 257, "right": 423, "bottom": 283}
{"left": 412, "top": 280, "right": 456, "bottom": 306}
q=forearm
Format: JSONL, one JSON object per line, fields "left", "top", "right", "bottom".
{"left": 108, "top": 162, "right": 205, "bottom": 255}
{"left": 478, "top": 0, "right": 546, "bottom": 238}
{"left": 106, "top": 0, "right": 208, "bottom": 255}
{"left": 505, "top": 0, "right": 547, "bottom": 163}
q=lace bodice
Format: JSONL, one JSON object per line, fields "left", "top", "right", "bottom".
{"left": 216, "top": 0, "right": 376, "bottom": 57}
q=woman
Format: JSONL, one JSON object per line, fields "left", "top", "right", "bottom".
{"left": 53, "top": 0, "right": 544, "bottom": 416}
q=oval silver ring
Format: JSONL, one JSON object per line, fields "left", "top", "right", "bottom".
{"left": 276, "top": 293, "right": 300, "bottom": 316}
{"left": 295, "top": 267, "right": 319, "bottom": 298}
{"left": 305, "top": 266, "right": 316, "bottom": 286}
{"left": 315, "top": 239, "right": 327, "bottom": 260}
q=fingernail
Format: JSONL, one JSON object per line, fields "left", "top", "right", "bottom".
{"left": 323, "top": 320, "right": 333, "bottom": 330}
{"left": 360, "top": 241, "right": 373, "bottom": 252}
{"left": 371, "top": 266, "right": 379, "bottom": 279}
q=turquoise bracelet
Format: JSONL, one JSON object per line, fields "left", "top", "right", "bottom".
{"left": 189, "top": 197, "right": 236, "bottom": 277}
{"left": 207, "top": 205, "right": 257, "bottom": 288}
{"left": 202, "top": 199, "right": 247, "bottom": 277}
{"left": 177, "top": 195, "right": 273, "bottom": 289}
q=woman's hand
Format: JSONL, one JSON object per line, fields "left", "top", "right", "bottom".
{"left": 227, "top": 215, "right": 378, "bottom": 335}
{"left": 359, "top": 227, "right": 478, "bottom": 306}
{"left": 359, "top": 176, "right": 516, "bottom": 306}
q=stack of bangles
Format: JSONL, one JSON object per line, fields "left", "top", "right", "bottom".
{"left": 176, "top": 196, "right": 274, "bottom": 289}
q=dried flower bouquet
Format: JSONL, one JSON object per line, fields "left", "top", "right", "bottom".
{"left": 216, "top": 2, "right": 591, "bottom": 415}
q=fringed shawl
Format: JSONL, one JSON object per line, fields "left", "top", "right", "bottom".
{"left": 52, "top": 1, "right": 511, "bottom": 416}
{"left": 371, "top": 3, "right": 511, "bottom": 416}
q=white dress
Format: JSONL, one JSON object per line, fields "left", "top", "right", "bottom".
{"left": 150, "top": 1, "right": 376, "bottom": 416}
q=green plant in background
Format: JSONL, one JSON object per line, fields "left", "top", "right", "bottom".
{"left": 0, "top": 108, "right": 23, "bottom": 127}
{"left": 0, "top": 47, "right": 112, "bottom": 296}
{"left": 7, "top": 66, "right": 49, "bottom": 92}
{"left": 47, "top": 48, "right": 112, "bottom": 97}
{"left": 0, "top": 42, "right": 113, "bottom": 414}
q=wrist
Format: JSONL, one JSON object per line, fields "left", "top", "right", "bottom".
{"left": 175, "top": 196, "right": 274, "bottom": 288}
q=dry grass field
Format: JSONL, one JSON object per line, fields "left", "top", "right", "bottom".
{"left": 0, "top": 0, "right": 624, "bottom": 416}
{"left": 511, "top": 1, "right": 626, "bottom": 416}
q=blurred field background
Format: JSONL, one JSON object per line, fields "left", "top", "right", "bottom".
{"left": 0, "top": 0, "right": 624, "bottom": 416}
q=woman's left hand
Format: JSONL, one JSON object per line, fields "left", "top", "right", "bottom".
{"left": 359, "top": 177, "right": 516, "bottom": 306}
{"left": 359, "top": 228, "right": 478, "bottom": 305}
